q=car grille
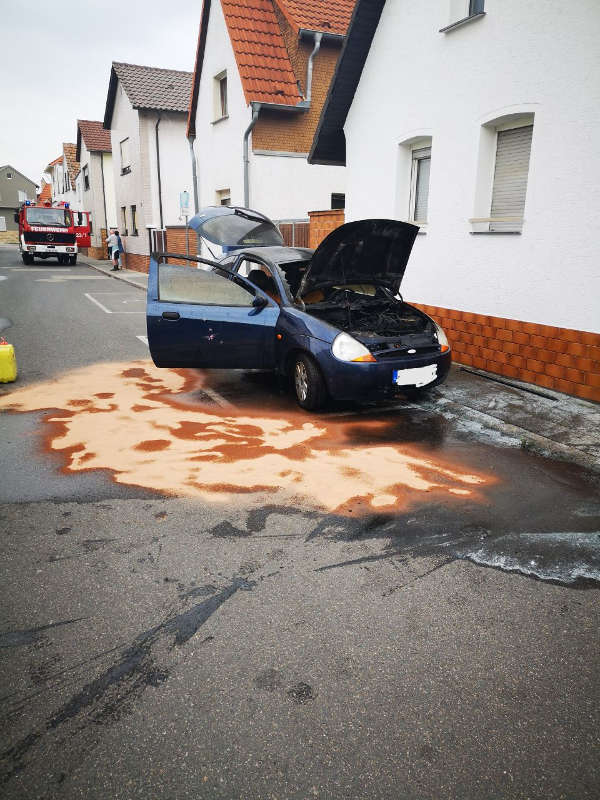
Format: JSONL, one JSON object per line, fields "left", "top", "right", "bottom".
{"left": 25, "top": 232, "right": 74, "bottom": 244}
{"left": 371, "top": 345, "right": 441, "bottom": 359}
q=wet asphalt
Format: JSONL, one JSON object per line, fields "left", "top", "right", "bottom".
{"left": 1, "top": 246, "right": 599, "bottom": 799}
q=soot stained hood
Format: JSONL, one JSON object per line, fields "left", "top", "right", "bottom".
{"left": 300, "top": 219, "right": 419, "bottom": 295}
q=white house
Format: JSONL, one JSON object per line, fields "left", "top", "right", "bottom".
{"left": 310, "top": 0, "right": 600, "bottom": 402}
{"left": 74, "top": 120, "right": 117, "bottom": 258}
{"left": 187, "top": 0, "right": 351, "bottom": 243}
{"left": 103, "top": 62, "right": 194, "bottom": 272}
{"left": 45, "top": 144, "right": 79, "bottom": 209}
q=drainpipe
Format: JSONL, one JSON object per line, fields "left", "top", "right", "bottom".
{"left": 188, "top": 134, "right": 199, "bottom": 214}
{"left": 243, "top": 103, "right": 260, "bottom": 207}
{"left": 99, "top": 152, "right": 108, "bottom": 253}
{"left": 188, "top": 133, "right": 200, "bottom": 256}
{"left": 154, "top": 114, "right": 164, "bottom": 231}
{"left": 304, "top": 32, "right": 322, "bottom": 102}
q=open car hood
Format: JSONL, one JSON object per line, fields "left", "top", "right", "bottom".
{"left": 188, "top": 206, "right": 284, "bottom": 249}
{"left": 299, "top": 219, "right": 419, "bottom": 295}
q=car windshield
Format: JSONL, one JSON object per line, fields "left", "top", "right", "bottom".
{"left": 26, "top": 208, "right": 72, "bottom": 227}
{"left": 200, "top": 211, "right": 283, "bottom": 247}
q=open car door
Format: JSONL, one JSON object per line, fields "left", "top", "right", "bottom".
{"left": 146, "top": 255, "right": 280, "bottom": 369}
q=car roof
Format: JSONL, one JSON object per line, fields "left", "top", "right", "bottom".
{"left": 236, "top": 245, "right": 313, "bottom": 264}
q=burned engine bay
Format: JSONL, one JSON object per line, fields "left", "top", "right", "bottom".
{"left": 301, "top": 284, "right": 436, "bottom": 345}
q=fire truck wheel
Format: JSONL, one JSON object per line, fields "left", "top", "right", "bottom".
{"left": 68, "top": 255, "right": 77, "bottom": 266}
{"left": 22, "top": 253, "right": 33, "bottom": 265}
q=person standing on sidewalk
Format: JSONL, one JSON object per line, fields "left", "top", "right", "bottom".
{"left": 106, "top": 229, "right": 118, "bottom": 268}
{"left": 115, "top": 231, "right": 125, "bottom": 270}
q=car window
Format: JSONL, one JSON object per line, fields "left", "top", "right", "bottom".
{"left": 236, "top": 260, "right": 281, "bottom": 303}
{"left": 159, "top": 264, "right": 254, "bottom": 306}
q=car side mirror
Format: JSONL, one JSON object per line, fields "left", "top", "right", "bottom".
{"left": 252, "top": 295, "right": 268, "bottom": 310}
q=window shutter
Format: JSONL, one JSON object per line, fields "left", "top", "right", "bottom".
{"left": 490, "top": 125, "right": 533, "bottom": 231}
{"left": 413, "top": 148, "right": 431, "bottom": 223}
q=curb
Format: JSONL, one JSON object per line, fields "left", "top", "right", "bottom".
{"left": 422, "top": 395, "right": 600, "bottom": 476}
{"left": 79, "top": 257, "right": 147, "bottom": 291}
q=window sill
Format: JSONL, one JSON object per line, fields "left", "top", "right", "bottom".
{"left": 211, "top": 115, "right": 229, "bottom": 125}
{"left": 469, "top": 230, "right": 522, "bottom": 235}
{"left": 439, "top": 12, "right": 485, "bottom": 33}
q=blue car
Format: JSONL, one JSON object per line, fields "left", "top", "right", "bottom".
{"left": 146, "top": 206, "right": 451, "bottom": 410}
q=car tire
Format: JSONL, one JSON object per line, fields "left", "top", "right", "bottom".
{"left": 22, "top": 253, "right": 33, "bottom": 265}
{"left": 292, "top": 353, "right": 327, "bottom": 411}
{"left": 69, "top": 255, "right": 77, "bottom": 266}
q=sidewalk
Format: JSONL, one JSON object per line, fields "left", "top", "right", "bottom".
{"left": 77, "top": 251, "right": 600, "bottom": 473}
{"left": 78, "top": 253, "right": 148, "bottom": 290}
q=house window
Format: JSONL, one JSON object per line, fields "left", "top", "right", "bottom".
{"left": 18, "top": 190, "right": 27, "bottom": 203}
{"left": 410, "top": 147, "right": 432, "bottom": 224}
{"left": 442, "top": 0, "right": 485, "bottom": 31}
{"left": 120, "top": 138, "right": 131, "bottom": 175}
{"left": 121, "top": 206, "right": 128, "bottom": 235}
{"left": 88, "top": 213, "right": 93, "bottom": 234}
{"left": 0, "top": 217, "right": 6, "bottom": 232}
{"left": 213, "top": 72, "right": 228, "bottom": 120}
{"left": 6, "top": 172, "right": 12, "bottom": 180}
{"left": 216, "top": 188, "right": 231, "bottom": 206}
{"left": 331, "top": 193, "right": 345, "bottom": 210}
{"left": 83, "top": 165, "right": 90, "bottom": 191}
{"left": 489, "top": 125, "right": 533, "bottom": 232}
{"left": 130, "top": 205, "right": 138, "bottom": 235}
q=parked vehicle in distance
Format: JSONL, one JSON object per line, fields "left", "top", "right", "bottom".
{"left": 15, "top": 200, "right": 91, "bottom": 265}
{"left": 146, "top": 206, "right": 451, "bottom": 410}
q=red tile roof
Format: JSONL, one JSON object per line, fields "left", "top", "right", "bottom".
{"left": 276, "top": 0, "right": 354, "bottom": 35}
{"left": 78, "top": 120, "right": 112, "bottom": 153}
{"left": 45, "top": 155, "right": 63, "bottom": 172}
{"left": 189, "top": 0, "right": 355, "bottom": 135}
{"left": 222, "top": 0, "right": 301, "bottom": 105}
{"left": 38, "top": 181, "right": 52, "bottom": 202}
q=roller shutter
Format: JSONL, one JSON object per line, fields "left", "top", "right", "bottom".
{"left": 490, "top": 125, "right": 533, "bottom": 231}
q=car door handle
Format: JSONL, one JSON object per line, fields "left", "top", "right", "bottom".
{"left": 162, "top": 311, "right": 180, "bottom": 321}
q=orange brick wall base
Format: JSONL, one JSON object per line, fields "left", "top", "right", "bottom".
{"left": 413, "top": 303, "right": 600, "bottom": 403}
{"left": 165, "top": 227, "right": 195, "bottom": 265}
{"left": 124, "top": 252, "right": 150, "bottom": 273}
{"left": 308, "top": 209, "right": 344, "bottom": 249}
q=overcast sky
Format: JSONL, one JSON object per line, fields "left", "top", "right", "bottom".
{"left": 0, "top": 0, "right": 200, "bottom": 186}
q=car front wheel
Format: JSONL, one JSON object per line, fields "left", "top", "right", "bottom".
{"left": 69, "top": 255, "right": 77, "bottom": 265}
{"left": 292, "top": 354, "right": 327, "bottom": 411}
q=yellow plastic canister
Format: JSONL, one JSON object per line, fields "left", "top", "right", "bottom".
{"left": 0, "top": 341, "right": 17, "bottom": 383}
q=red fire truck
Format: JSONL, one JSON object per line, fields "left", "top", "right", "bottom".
{"left": 15, "top": 200, "right": 91, "bottom": 266}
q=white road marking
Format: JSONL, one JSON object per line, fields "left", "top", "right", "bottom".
{"left": 84, "top": 293, "right": 113, "bottom": 313}
{"left": 36, "top": 276, "right": 107, "bottom": 282}
{"left": 8, "top": 267, "right": 72, "bottom": 271}
{"left": 84, "top": 292, "right": 144, "bottom": 314}
{"left": 136, "top": 335, "right": 148, "bottom": 345}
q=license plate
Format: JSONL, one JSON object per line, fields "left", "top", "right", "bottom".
{"left": 393, "top": 364, "right": 437, "bottom": 387}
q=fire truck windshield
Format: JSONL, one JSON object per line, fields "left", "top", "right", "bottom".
{"left": 26, "top": 207, "right": 72, "bottom": 227}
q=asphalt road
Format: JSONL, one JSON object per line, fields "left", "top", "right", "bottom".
{"left": 1, "top": 246, "right": 599, "bottom": 799}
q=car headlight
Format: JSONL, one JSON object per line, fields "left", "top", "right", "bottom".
{"left": 332, "top": 332, "right": 376, "bottom": 363}
{"left": 434, "top": 322, "right": 450, "bottom": 352}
